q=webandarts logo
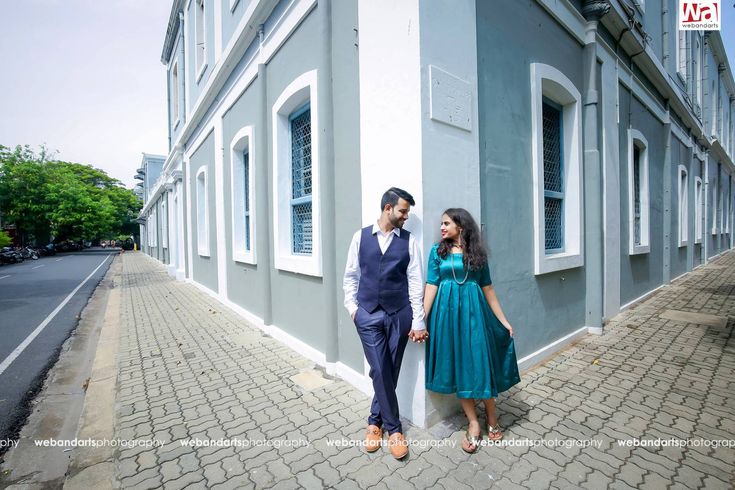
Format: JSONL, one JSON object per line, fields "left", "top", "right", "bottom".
{"left": 679, "top": 0, "right": 721, "bottom": 30}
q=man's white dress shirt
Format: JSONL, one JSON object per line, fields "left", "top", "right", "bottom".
{"left": 343, "top": 223, "right": 426, "bottom": 331}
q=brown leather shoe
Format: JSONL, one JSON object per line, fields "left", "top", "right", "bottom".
{"left": 388, "top": 432, "right": 408, "bottom": 459}
{"left": 365, "top": 425, "right": 383, "bottom": 453}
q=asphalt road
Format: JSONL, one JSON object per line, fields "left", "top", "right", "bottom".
{"left": 0, "top": 250, "right": 116, "bottom": 446}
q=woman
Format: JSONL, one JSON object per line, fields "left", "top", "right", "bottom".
{"left": 424, "top": 208, "right": 520, "bottom": 453}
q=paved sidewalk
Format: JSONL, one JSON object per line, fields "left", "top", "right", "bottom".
{"left": 111, "top": 252, "right": 735, "bottom": 489}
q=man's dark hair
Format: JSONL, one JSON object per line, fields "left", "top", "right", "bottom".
{"left": 380, "top": 187, "right": 415, "bottom": 211}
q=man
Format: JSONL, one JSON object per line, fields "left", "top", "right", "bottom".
{"left": 343, "top": 187, "right": 429, "bottom": 459}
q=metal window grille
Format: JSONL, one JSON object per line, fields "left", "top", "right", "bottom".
{"left": 290, "top": 105, "right": 312, "bottom": 255}
{"left": 243, "top": 150, "right": 250, "bottom": 252}
{"left": 633, "top": 146, "right": 641, "bottom": 245}
{"left": 542, "top": 100, "right": 564, "bottom": 252}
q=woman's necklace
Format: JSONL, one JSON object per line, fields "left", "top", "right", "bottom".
{"left": 451, "top": 252, "right": 469, "bottom": 285}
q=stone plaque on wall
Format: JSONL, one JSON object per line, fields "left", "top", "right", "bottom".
{"left": 429, "top": 65, "right": 472, "bottom": 132}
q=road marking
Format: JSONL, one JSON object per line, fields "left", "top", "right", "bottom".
{"left": 32, "top": 265, "right": 45, "bottom": 269}
{"left": 0, "top": 275, "right": 9, "bottom": 280}
{"left": 0, "top": 255, "right": 111, "bottom": 377}
{"left": 55, "top": 258, "right": 63, "bottom": 262}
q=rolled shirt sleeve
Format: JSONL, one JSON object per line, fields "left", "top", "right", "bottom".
{"left": 342, "top": 230, "right": 362, "bottom": 317}
{"left": 407, "top": 234, "right": 426, "bottom": 331}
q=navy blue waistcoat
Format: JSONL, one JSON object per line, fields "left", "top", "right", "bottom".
{"left": 356, "top": 226, "right": 411, "bottom": 314}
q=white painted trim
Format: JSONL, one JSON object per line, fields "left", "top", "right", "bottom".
{"left": 168, "top": 0, "right": 316, "bottom": 166}
{"left": 196, "top": 62, "right": 209, "bottom": 84}
{"left": 530, "top": 62, "right": 584, "bottom": 275}
{"left": 271, "top": 70, "right": 322, "bottom": 277}
{"left": 535, "top": 0, "right": 585, "bottom": 45}
{"left": 195, "top": 166, "right": 211, "bottom": 257}
{"left": 695, "top": 176, "right": 703, "bottom": 243}
{"left": 678, "top": 164, "right": 689, "bottom": 247}
{"left": 195, "top": 0, "right": 208, "bottom": 80}
{"left": 214, "top": 120, "right": 228, "bottom": 297}
{"left": 182, "top": 273, "right": 374, "bottom": 397}
{"left": 229, "top": 125, "right": 257, "bottom": 264}
{"left": 185, "top": 157, "right": 194, "bottom": 278}
{"left": 628, "top": 129, "right": 650, "bottom": 255}
{"left": 517, "top": 326, "right": 588, "bottom": 372}
{"left": 331, "top": 362, "right": 372, "bottom": 396}
{"left": 214, "top": 0, "right": 223, "bottom": 61}
{"left": 620, "top": 283, "right": 665, "bottom": 311}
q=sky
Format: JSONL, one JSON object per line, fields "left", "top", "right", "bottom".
{"left": 0, "top": 2, "right": 733, "bottom": 190}
{"left": 0, "top": 1, "right": 171, "bottom": 189}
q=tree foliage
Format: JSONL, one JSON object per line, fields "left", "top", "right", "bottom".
{"left": 0, "top": 145, "right": 141, "bottom": 244}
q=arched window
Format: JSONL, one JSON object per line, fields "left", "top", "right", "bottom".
{"left": 271, "top": 70, "right": 322, "bottom": 276}
{"left": 196, "top": 167, "right": 210, "bottom": 256}
{"left": 678, "top": 165, "right": 689, "bottom": 247}
{"left": 628, "top": 129, "right": 650, "bottom": 254}
{"left": 530, "top": 63, "right": 583, "bottom": 275}
{"left": 230, "top": 126, "right": 256, "bottom": 264}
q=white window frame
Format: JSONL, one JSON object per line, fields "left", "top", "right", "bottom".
{"left": 171, "top": 61, "right": 180, "bottom": 128}
{"left": 693, "top": 33, "right": 702, "bottom": 113}
{"left": 712, "top": 169, "right": 719, "bottom": 234}
{"left": 161, "top": 198, "right": 168, "bottom": 248}
{"left": 726, "top": 175, "right": 731, "bottom": 234}
{"left": 695, "top": 176, "right": 703, "bottom": 243}
{"left": 676, "top": 31, "right": 688, "bottom": 84}
{"left": 530, "top": 63, "right": 584, "bottom": 275}
{"left": 230, "top": 126, "right": 256, "bottom": 264}
{"left": 196, "top": 166, "right": 210, "bottom": 256}
{"left": 271, "top": 70, "right": 322, "bottom": 277}
{"left": 628, "top": 129, "right": 650, "bottom": 254}
{"left": 678, "top": 165, "right": 689, "bottom": 247}
{"left": 194, "top": 0, "right": 208, "bottom": 83}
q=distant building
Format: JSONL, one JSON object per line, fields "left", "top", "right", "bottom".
{"left": 137, "top": 0, "right": 735, "bottom": 426}
{"left": 135, "top": 153, "right": 166, "bottom": 257}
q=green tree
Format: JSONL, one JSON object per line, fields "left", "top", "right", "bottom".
{"left": 0, "top": 230, "right": 11, "bottom": 248}
{"left": 0, "top": 145, "right": 142, "bottom": 245}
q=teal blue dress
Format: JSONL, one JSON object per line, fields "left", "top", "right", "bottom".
{"left": 425, "top": 244, "right": 520, "bottom": 399}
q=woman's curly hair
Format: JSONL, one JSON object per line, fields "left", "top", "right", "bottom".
{"left": 436, "top": 208, "right": 488, "bottom": 271}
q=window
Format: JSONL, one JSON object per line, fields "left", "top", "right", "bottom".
{"left": 195, "top": 0, "right": 207, "bottom": 81}
{"left": 272, "top": 70, "right": 322, "bottom": 276}
{"left": 171, "top": 62, "right": 180, "bottom": 125}
{"left": 695, "top": 176, "right": 703, "bottom": 243}
{"left": 530, "top": 63, "right": 584, "bottom": 275}
{"left": 196, "top": 167, "right": 210, "bottom": 256}
{"left": 230, "top": 126, "right": 256, "bottom": 264}
{"left": 161, "top": 198, "right": 168, "bottom": 248}
{"left": 693, "top": 33, "right": 702, "bottom": 114}
{"left": 712, "top": 167, "right": 719, "bottom": 234}
{"left": 628, "top": 130, "right": 650, "bottom": 254}
{"left": 726, "top": 176, "right": 731, "bottom": 234}
{"left": 290, "top": 104, "right": 312, "bottom": 255}
{"left": 542, "top": 99, "right": 564, "bottom": 253}
{"left": 678, "top": 165, "right": 688, "bottom": 247}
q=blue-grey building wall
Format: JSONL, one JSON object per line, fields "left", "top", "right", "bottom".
{"left": 331, "top": 0, "right": 363, "bottom": 373}
{"left": 222, "top": 75, "right": 263, "bottom": 319}
{"left": 476, "top": 0, "right": 586, "bottom": 357}
{"left": 189, "top": 131, "right": 219, "bottom": 292}
{"left": 220, "top": 0, "right": 252, "bottom": 51}
{"left": 618, "top": 87, "right": 666, "bottom": 305}
{"left": 263, "top": 7, "right": 326, "bottom": 353}
{"left": 185, "top": 0, "right": 216, "bottom": 116}
{"left": 671, "top": 135, "right": 689, "bottom": 280}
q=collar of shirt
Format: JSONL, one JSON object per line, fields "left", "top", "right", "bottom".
{"left": 371, "top": 222, "right": 401, "bottom": 237}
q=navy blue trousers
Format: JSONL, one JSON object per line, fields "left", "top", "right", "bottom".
{"left": 354, "top": 304, "right": 412, "bottom": 434}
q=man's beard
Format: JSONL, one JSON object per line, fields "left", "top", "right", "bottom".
{"left": 389, "top": 214, "right": 404, "bottom": 228}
